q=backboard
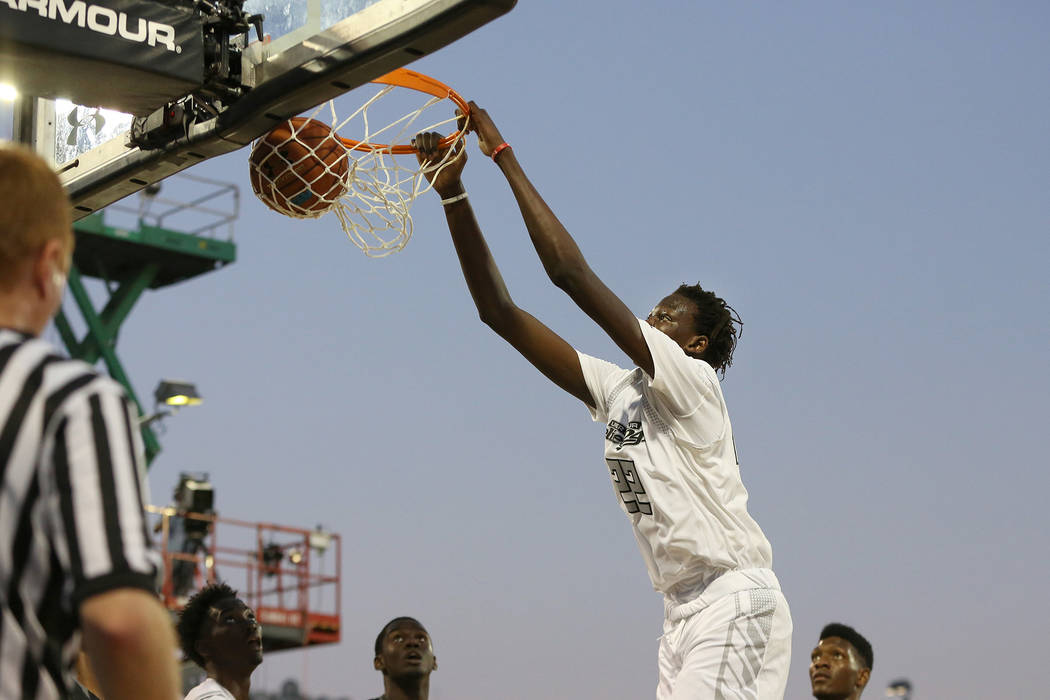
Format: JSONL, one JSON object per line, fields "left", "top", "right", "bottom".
{"left": 9, "top": 0, "right": 515, "bottom": 219}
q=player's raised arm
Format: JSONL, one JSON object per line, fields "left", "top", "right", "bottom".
{"left": 464, "top": 103, "right": 656, "bottom": 378}
{"left": 414, "top": 131, "right": 594, "bottom": 407}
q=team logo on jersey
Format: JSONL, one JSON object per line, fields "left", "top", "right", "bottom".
{"left": 606, "top": 420, "right": 644, "bottom": 450}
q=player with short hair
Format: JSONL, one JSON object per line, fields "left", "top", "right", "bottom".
{"left": 413, "top": 105, "right": 792, "bottom": 699}
{"left": 0, "top": 142, "right": 179, "bottom": 700}
{"left": 177, "top": 583, "right": 264, "bottom": 700}
{"left": 368, "top": 616, "right": 437, "bottom": 700}
{"left": 809, "top": 623, "right": 873, "bottom": 700}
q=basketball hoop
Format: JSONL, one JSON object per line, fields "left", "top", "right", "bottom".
{"left": 248, "top": 68, "right": 470, "bottom": 257}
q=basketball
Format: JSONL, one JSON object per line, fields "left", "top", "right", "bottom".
{"left": 249, "top": 117, "right": 349, "bottom": 217}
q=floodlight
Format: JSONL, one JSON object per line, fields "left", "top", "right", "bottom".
{"left": 309, "top": 527, "right": 332, "bottom": 555}
{"left": 288, "top": 549, "right": 304, "bottom": 565}
{"left": 155, "top": 379, "right": 202, "bottom": 406}
{"left": 886, "top": 679, "right": 912, "bottom": 699}
{"left": 140, "top": 379, "right": 203, "bottom": 427}
{"left": 175, "top": 472, "right": 214, "bottom": 514}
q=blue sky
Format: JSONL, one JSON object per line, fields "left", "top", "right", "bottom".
{"left": 5, "top": 1, "right": 1049, "bottom": 697}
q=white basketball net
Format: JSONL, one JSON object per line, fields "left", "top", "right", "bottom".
{"left": 248, "top": 85, "right": 469, "bottom": 258}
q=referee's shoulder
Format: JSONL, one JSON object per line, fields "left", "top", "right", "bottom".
{"left": 47, "top": 364, "right": 130, "bottom": 408}
{"left": 16, "top": 337, "right": 131, "bottom": 408}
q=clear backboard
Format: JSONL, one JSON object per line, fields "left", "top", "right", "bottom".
{"left": 14, "top": 0, "right": 515, "bottom": 219}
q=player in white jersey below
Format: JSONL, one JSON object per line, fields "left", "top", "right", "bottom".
{"left": 368, "top": 616, "right": 437, "bottom": 700}
{"left": 177, "top": 583, "right": 264, "bottom": 700}
{"left": 414, "top": 107, "right": 792, "bottom": 699}
{"left": 809, "top": 623, "right": 872, "bottom": 700}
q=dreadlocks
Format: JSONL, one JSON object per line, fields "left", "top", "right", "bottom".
{"left": 673, "top": 283, "right": 743, "bottom": 377}
{"left": 176, "top": 582, "right": 239, "bottom": 668}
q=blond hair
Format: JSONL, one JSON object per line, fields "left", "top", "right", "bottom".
{"left": 0, "top": 143, "right": 74, "bottom": 287}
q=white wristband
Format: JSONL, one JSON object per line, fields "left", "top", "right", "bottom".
{"left": 440, "top": 191, "right": 468, "bottom": 206}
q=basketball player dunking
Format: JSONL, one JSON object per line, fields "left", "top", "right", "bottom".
{"left": 414, "top": 106, "right": 792, "bottom": 699}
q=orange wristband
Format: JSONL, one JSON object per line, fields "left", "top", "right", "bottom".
{"left": 491, "top": 142, "right": 511, "bottom": 161}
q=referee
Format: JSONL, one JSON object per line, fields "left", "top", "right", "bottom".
{"left": 0, "top": 144, "right": 179, "bottom": 699}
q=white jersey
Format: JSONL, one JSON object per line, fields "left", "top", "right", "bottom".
{"left": 183, "top": 678, "right": 235, "bottom": 700}
{"left": 577, "top": 319, "right": 773, "bottom": 596}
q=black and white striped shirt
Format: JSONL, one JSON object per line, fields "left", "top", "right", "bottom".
{"left": 0, "top": 328, "right": 160, "bottom": 699}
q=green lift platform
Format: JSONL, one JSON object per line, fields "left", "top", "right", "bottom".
{"left": 54, "top": 176, "right": 237, "bottom": 465}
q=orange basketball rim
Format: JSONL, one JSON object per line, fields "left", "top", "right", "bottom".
{"left": 339, "top": 68, "right": 471, "bottom": 154}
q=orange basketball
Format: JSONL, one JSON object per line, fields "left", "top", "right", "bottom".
{"left": 249, "top": 117, "right": 349, "bottom": 217}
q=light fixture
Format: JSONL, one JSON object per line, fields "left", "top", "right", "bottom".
{"left": 140, "top": 379, "right": 203, "bottom": 427}
{"left": 155, "top": 379, "right": 202, "bottom": 406}
{"left": 309, "top": 526, "right": 331, "bottom": 555}
{"left": 169, "top": 472, "right": 214, "bottom": 597}
{"left": 0, "top": 84, "right": 17, "bottom": 101}
{"left": 175, "top": 473, "right": 214, "bottom": 516}
{"left": 288, "top": 549, "right": 303, "bottom": 565}
{"left": 885, "top": 679, "right": 912, "bottom": 699}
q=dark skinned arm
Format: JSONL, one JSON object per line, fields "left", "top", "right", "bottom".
{"left": 465, "top": 102, "right": 656, "bottom": 378}
{"left": 414, "top": 131, "right": 594, "bottom": 407}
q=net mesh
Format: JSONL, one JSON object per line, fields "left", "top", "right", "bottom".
{"left": 248, "top": 84, "right": 469, "bottom": 257}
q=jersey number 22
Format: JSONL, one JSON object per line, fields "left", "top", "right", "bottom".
{"left": 607, "top": 458, "right": 652, "bottom": 515}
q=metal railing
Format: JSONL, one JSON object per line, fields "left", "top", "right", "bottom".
{"left": 149, "top": 505, "right": 341, "bottom": 648}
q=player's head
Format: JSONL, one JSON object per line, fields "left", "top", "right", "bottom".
{"left": 176, "top": 582, "right": 263, "bottom": 674}
{"left": 647, "top": 284, "right": 742, "bottom": 376}
{"left": 810, "top": 623, "right": 872, "bottom": 700}
{"left": 373, "top": 616, "right": 437, "bottom": 679}
{"left": 0, "top": 143, "right": 73, "bottom": 332}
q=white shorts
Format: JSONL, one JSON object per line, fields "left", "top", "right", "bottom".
{"left": 656, "top": 569, "right": 792, "bottom": 700}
